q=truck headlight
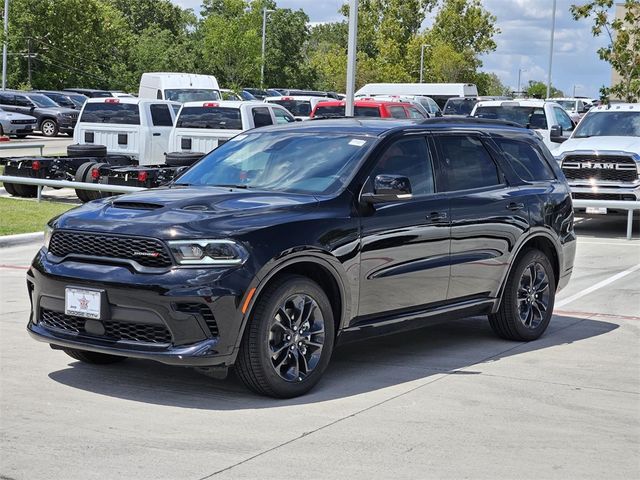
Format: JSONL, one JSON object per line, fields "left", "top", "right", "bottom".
{"left": 44, "top": 225, "right": 53, "bottom": 250}
{"left": 167, "top": 239, "right": 248, "bottom": 266}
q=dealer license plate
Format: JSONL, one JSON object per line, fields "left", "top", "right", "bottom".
{"left": 585, "top": 207, "right": 607, "bottom": 215}
{"left": 65, "top": 287, "right": 102, "bottom": 319}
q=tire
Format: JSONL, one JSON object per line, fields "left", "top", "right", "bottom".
{"left": 489, "top": 248, "right": 556, "bottom": 341}
{"left": 3, "top": 181, "right": 18, "bottom": 196}
{"left": 86, "top": 162, "right": 110, "bottom": 201}
{"left": 236, "top": 275, "right": 335, "bottom": 398}
{"left": 13, "top": 183, "right": 38, "bottom": 198}
{"left": 67, "top": 143, "right": 107, "bottom": 158}
{"left": 164, "top": 151, "right": 205, "bottom": 167}
{"left": 40, "top": 118, "right": 59, "bottom": 137}
{"left": 16, "top": 134, "right": 28, "bottom": 139}
{"left": 74, "top": 161, "right": 96, "bottom": 203}
{"left": 63, "top": 348, "right": 126, "bottom": 365}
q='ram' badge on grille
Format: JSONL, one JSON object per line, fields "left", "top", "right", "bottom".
{"left": 580, "top": 162, "right": 616, "bottom": 169}
{"left": 133, "top": 251, "right": 161, "bottom": 257}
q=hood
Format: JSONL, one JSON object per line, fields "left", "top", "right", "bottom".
{"left": 554, "top": 136, "right": 640, "bottom": 157}
{"left": 53, "top": 186, "right": 319, "bottom": 239}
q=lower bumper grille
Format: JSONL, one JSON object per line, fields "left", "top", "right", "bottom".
{"left": 40, "top": 309, "right": 172, "bottom": 344}
{"left": 572, "top": 192, "right": 638, "bottom": 201}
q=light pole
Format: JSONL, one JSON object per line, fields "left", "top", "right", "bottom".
{"left": 2, "top": 0, "right": 9, "bottom": 90}
{"left": 546, "top": 0, "right": 556, "bottom": 99}
{"left": 419, "top": 44, "right": 430, "bottom": 83}
{"left": 517, "top": 68, "right": 526, "bottom": 97}
{"left": 260, "top": 8, "right": 275, "bottom": 89}
{"left": 345, "top": 0, "right": 358, "bottom": 117}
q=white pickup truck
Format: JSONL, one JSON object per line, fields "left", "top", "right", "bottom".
{"left": 168, "top": 100, "right": 295, "bottom": 156}
{"left": 471, "top": 99, "right": 575, "bottom": 152}
{"left": 74, "top": 97, "right": 181, "bottom": 165}
{"left": 554, "top": 103, "right": 640, "bottom": 205}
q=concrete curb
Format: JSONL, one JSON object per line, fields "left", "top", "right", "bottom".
{"left": 0, "top": 231, "right": 43, "bottom": 248}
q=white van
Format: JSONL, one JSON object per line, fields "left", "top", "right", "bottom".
{"left": 169, "top": 100, "right": 295, "bottom": 154}
{"left": 138, "top": 72, "right": 221, "bottom": 103}
{"left": 73, "top": 97, "right": 181, "bottom": 165}
{"left": 355, "top": 83, "right": 478, "bottom": 109}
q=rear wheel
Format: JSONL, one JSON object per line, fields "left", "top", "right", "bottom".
{"left": 236, "top": 275, "right": 335, "bottom": 398}
{"left": 489, "top": 249, "right": 556, "bottom": 341}
{"left": 74, "top": 161, "right": 96, "bottom": 202}
{"left": 40, "top": 119, "right": 58, "bottom": 137}
{"left": 3, "top": 182, "right": 18, "bottom": 196}
{"left": 63, "top": 348, "right": 126, "bottom": 365}
{"left": 86, "top": 162, "right": 110, "bottom": 200}
{"left": 13, "top": 183, "right": 38, "bottom": 198}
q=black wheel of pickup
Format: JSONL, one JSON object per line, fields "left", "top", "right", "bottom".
{"left": 63, "top": 348, "right": 126, "bottom": 365}
{"left": 164, "top": 151, "right": 205, "bottom": 167}
{"left": 74, "top": 161, "right": 96, "bottom": 203}
{"left": 67, "top": 143, "right": 107, "bottom": 158}
{"left": 87, "top": 162, "right": 111, "bottom": 200}
{"left": 13, "top": 183, "right": 38, "bottom": 198}
{"left": 3, "top": 181, "right": 18, "bottom": 196}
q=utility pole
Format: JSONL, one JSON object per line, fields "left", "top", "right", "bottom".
{"left": 260, "top": 8, "right": 274, "bottom": 89}
{"left": 546, "top": 0, "right": 556, "bottom": 99}
{"left": 419, "top": 44, "right": 430, "bottom": 83}
{"left": 517, "top": 68, "right": 526, "bottom": 97}
{"left": 27, "top": 37, "right": 31, "bottom": 86}
{"left": 2, "top": 0, "right": 9, "bottom": 90}
{"left": 345, "top": 0, "right": 358, "bottom": 117}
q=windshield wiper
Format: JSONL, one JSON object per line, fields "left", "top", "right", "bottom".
{"left": 213, "top": 184, "right": 250, "bottom": 189}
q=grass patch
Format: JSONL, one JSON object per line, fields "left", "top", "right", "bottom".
{"left": 0, "top": 197, "right": 75, "bottom": 235}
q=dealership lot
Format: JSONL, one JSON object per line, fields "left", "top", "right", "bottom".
{"left": 0, "top": 216, "right": 638, "bottom": 480}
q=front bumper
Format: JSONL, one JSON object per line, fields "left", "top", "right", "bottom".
{"left": 5, "top": 124, "right": 35, "bottom": 135}
{"left": 27, "top": 248, "right": 252, "bottom": 367}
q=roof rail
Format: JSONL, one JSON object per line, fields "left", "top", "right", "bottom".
{"left": 420, "top": 117, "right": 524, "bottom": 128}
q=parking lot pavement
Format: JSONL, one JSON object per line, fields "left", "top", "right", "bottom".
{"left": 0, "top": 135, "right": 73, "bottom": 157}
{"left": 0, "top": 227, "right": 638, "bottom": 480}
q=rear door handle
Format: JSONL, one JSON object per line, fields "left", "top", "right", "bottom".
{"left": 427, "top": 211, "right": 448, "bottom": 222}
{"left": 153, "top": 133, "right": 161, "bottom": 136}
{"left": 507, "top": 202, "right": 525, "bottom": 211}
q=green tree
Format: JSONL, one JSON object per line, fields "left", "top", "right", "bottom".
{"left": 473, "top": 72, "right": 510, "bottom": 96}
{"left": 570, "top": 0, "right": 640, "bottom": 102}
{"left": 108, "top": 0, "right": 195, "bottom": 35}
{"left": 524, "top": 80, "right": 564, "bottom": 99}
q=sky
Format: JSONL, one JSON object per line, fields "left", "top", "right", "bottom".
{"left": 172, "top": 0, "right": 613, "bottom": 98}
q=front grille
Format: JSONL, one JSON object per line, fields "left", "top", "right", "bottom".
{"left": 40, "top": 309, "right": 172, "bottom": 344}
{"left": 572, "top": 192, "right": 637, "bottom": 201}
{"left": 49, "top": 231, "right": 172, "bottom": 268}
{"left": 562, "top": 155, "right": 638, "bottom": 183}
{"left": 175, "top": 303, "right": 219, "bottom": 336}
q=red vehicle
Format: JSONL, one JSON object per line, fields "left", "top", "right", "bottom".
{"left": 310, "top": 100, "right": 426, "bottom": 119}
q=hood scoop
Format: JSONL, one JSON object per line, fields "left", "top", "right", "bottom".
{"left": 181, "top": 204, "right": 212, "bottom": 212}
{"left": 111, "top": 201, "right": 164, "bottom": 210}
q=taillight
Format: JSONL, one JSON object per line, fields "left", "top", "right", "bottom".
{"left": 137, "top": 171, "right": 148, "bottom": 182}
{"left": 31, "top": 160, "right": 40, "bottom": 171}
{"left": 105, "top": 98, "right": 120, "bottom": 103}
{"left": 91, "top": 167, "right": 100, "bottom": 179}
{"left": 203, "top": 102, "right": 219, "bottom": 107}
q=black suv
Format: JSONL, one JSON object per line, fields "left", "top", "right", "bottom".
{"left": 0, "top": 91, "right": 78, "bottom": 136}
{"left": 27, "top": 118, "right": 576, "bottom": 398}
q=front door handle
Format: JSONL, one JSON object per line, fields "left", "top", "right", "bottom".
{"left": 153, "top": 133, "right": 161, "bottom": 136}
{"left": 507, "top": 202, "right": 525, "bottom": 211}
{"left": 427, "top": 211, "right": 448, "bottom": 222}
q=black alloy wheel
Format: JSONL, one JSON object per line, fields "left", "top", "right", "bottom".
{"left": 236, "top": 275, "right": 335, "bottom": 398}
{"left": 488, "top": 248, "right": 556, "bottom": 341}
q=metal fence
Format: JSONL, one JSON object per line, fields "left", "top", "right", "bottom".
{"left": 0, "top": 175, "right": 144, "bottom": 201}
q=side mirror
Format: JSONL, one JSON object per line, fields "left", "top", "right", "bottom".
{"left": 550, "top": 124, "right": 567, "bottom": 143}
{"left": 29, "top": 106, "right": 36, "bottom": 112}
{"left": 362, "top": 174, "right": 412, "bottom": 204}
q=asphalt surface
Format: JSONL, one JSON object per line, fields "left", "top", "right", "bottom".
{"left": 0, "top": 135, "right": 73, "bottom": 158}
{"left": 0, "top": 217, "right": 638, "bottom": 479}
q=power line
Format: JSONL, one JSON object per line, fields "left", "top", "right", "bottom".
{"left": 34, "top": 55, "right": 110, "bottom": 84}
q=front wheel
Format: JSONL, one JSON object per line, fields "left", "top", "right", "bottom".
{"left": 40, "top": 119, "right": 59, "bottom": 137}
{"left": 489, "top": 249, "right": 556, "bottom": 341}
{"left": 236, "top": 275, "right": 335, "bottom": 398}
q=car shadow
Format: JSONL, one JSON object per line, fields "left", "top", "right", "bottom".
{"left": 48, "top": 314, "right": 618, "bottom": 410}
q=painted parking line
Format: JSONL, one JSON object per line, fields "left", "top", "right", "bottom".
{"left": 0, "top": 264, "right": 29, "bottom": 270}
{"left": 555, "top": 263, "right": 640, "bottom": 308}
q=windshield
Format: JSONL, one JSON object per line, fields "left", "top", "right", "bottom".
{"left": 269, "top": 100, "right": 311, "bottom": 117}
{"left": 165, "top": 89, "right": 220, "bottom": 103}
{"left": 443, "top": 98, "right": 477, "bottom": 115}
{"left": 27, "top": 94, "right": 59, "bottom": 108}
{"left": 556, "top": 100, "right": 576, "bottom": 111}
{"left": 573, "top": 111, "right": 640, "bottom": 138}
{"left": 474, "top": 106, "right": 547, "bottom": 128}
{"left": 44, "top": 93, "right": 75, "bottom": 108}
{"left": 79, "top": 103, "right": 140, "bottom": 124}
{"left": 177, "top": 107, "right": 242, "bottom": 129}
{"left": 68, "top": 94, "right": 87, "bottom": 107}
{"left": 313, "top": 105, "right": 381, "bottom": 118}
{"left": 174, "top": 132, "right": 373, "bottom": 195}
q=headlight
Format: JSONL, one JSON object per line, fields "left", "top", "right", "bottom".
{"left": 44, "top": 225, "right": 53, "bottom": 249}
{"left": 167, "top": 239, "right": 248, "bottom": 266}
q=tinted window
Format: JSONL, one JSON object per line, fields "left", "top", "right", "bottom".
{"left": 407, "top": 106, "right": 426, "bottom": 119}
{"left": 252, "top": 107, "right": 273, "bottom": 127}
{"left": 573, "top": 111, "right": 640, "bottom": 138}
{"left": 15, "top": 96, "right": 33, "bottom": 107}
{"left": 25, "top": 94, "right": 58, "bottom": 108}
{"left": 150, "top": 104, "right": 173, "bottom": 126}
{"left": 42, "top": 93, "right": 74, "bottom": 108}
{"left": 444, "top": 98, "right": 477, "bottom": 115}
{"left": 164, "top": 89, "right": 220, "bottom": 102}
{"left": 553, "top": 106, "right": 573, "bottom": 131}
{"left": 269, "top": 100, "right": 311, "bottom": 117}
{"left": 313, "top": 105, "right": 381, "bottom": 118}
{"left": 474, "top": 106, "right": 547, "bottom": 128}
{"left": 493, "top": 138, "right": 555, "bottom": 181}
{"left": 372, "top": 137, "right": 435, "bottom": 195}
{"left": 388, "top": 106, "right": 408, "bottom": 119}
{"left": 80, "top": 103, "right": 140, "bottom": 125}
{"left": 436, "top": 135, "right": 501, "bottom": 191}
{"left": 176, "top": 107, "right": 242, "bottom": 129}
{"left": 273, "top": 108, "right": 295, "bottom": 124}
{"left": 0, "top": 93, "right": 13, "bottom": 105}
